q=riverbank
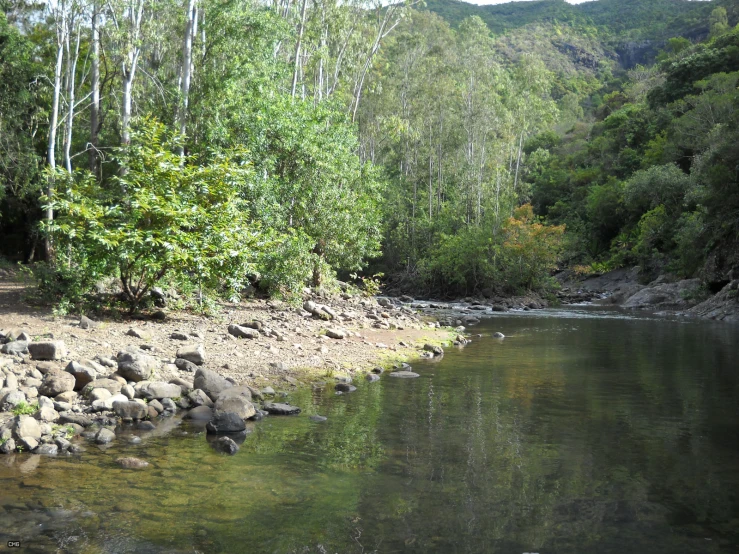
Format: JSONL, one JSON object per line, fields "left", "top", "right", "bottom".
{"left": 0, "top": 273, "right": 456, "bottom": 457}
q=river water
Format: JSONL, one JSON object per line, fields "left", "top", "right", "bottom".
{"left": 0, "top": 307, "right": 738, "bottom": 553}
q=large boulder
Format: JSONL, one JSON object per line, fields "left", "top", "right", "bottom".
{"left": 116, "top": 347, "right": 157, "bottom": 382}
{"left": 64, "top": 361, "right": 98, "bottom": 390}
{"left": 14, "top": 415, "right": 41, "bottom": 441}
{"left": 28, "top": 341, "right": 67, "bottom": 361}
{"left": 193, "top": 368, "right": 232, "bottom": 402}
{"left": 214, "top": 388, "right": 256, "bottom": 420}
{"left": 176, "top": 344, "right": 205, "bottom": 365}
{"left": 38, "top": 370, "right": 76, "bottom": 397}
{"left": 206, "top": 412, "right": 246, "bottom": 434}
{"left": 136, "top": 381, "right": 182, "bottom": 400}
{"left": 113, "top": 400, "right": 148, "bottom": 420}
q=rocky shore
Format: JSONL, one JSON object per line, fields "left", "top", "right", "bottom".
{"left": 556, "top": 267, "right": 739, "bottom": 322}
{"left": 0, "top": 276, "right": 466, "bottom": 459}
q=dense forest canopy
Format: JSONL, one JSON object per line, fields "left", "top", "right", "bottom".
{"left": 1, "top": 0, "right": 738, "bottom": 310}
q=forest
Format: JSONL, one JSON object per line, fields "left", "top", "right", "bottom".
{"left": 1, "top": 0, "right": 738, "bottom": 310}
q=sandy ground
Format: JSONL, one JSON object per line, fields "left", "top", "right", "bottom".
{"left": 0, "top": 272, "right": 452, "bottom": 390}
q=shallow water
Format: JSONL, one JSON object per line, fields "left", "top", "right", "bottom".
{"left": 1, "top": 308, "right": 738, "bottom": 553}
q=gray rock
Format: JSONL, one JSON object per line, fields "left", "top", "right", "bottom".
{"left": 112, "top": 400, "right": 148, "bottom": 420}
{"left": 136, "top": 382, "right": 181, "bottom": 400}
{"left": 1, "top": 341, "right": 28, "bottom": 356}
{"left": 493, "top": 332, "right": 505, "bottom": 339}
{"left": 309, "top": 415, "right": 327, "bottom": 422}
{"left": 19, "top": 437, "right": 38, "bottom": 451}
{"left": 260, "top": 386, "right": 275, "bottom": 395}
{"left": 39, "top": 370, "right": 76, "bottom": 397}
{"left": 1, "top": 390, "right": 26, "bottom": 411}
{"left": 35, "top": 443, "right": 58, "bottom": 455}
{"left": 116, "top": 347, "right": 157, "bottom": 382}
{"left": 34, "top": 407, "right": 59, "bottom": 423}
{"left": 174, "top": 358, "right": 199, "bottom": 372}
{"left": 263, "top": 402, "right": 301, "bottom": 415}
{"left": 185, "top": 405, "right": 213, "bottom": 420}
{"left": 58, "top": 413, "right": 93, "bottom": 427}
{"left": 214, "top": 394, "right": 255, "bottom": 420}
{"left": 64, "top": 361, "right": 98, "bottom": 390}
{"left": 95, "top": 428, "right": 115, "bottom": 444}
{"left": 37, "top": 396, "right": 54, "bottom": 411}
{"left": 0, "top": 438, "right": 15, "bottom": 454}
{"left": 121, "top": 384, "right": 135, "bottom": 399}
{"left": 14, "top": 415, "right": 41, "bottom": 440}
{"left": 5, "top": 373, "right": 18, "bottom": 390}
{"left": 206, "top": 412, "right": 246, "bottom": 433}
{"left": 85, "top": 378, "right": 123, "bottom": 395}
{"left": 389, "top": 371, "right": 420, "bottom": 378}
{"left": 28, "top": 341, "right": 66, "bottom": 361}
{"left": 213, "top": 436, "right": 239, "bottom": 454}
{"left": 89, "top": 388, "right": 112, "bottom": 402}
{"left": 334, "top": 383, "right": 357, "bottom": 393}
{"left": 148, "top": 399, "right": 163, "bottom": 413}
{"left": 365, "top": 373, "right": 380, "bottom": 382}
{"left": 423, "top": 344, "right": 444, "bottom": 356}
{"left": 325, "top": 328, "right": 346, "bottom": 339}
{"left": 79, "top": 316, "right": 101, "bottom": 330}
{"left": 176, "top": 344, "right": 205, "bottom": 365}
{"left": 193, "top": 368, "right": 232, "bottom": 402}
{"left": 117, "top": 457, "right": 149, "bottom": 469}
{"left": 54, "top": 437, "right": 71, "bottom": 451}
{"left": 187, "top": 388, "right": 214, "bottom": 407}
{"left": 126, "top": 328, "right": 151, "bottom": 340}
{"left": 169, "top": 377, "right": 193, "bottom": 394}
{"left": 160, "top": 398, "right": 176, "bottom": 413}
{"left": 227, "top": 324, "right": 258, "bottom": 339}
{"left": 137, "top": 421, "right": 156, "bottom": 430}
{"left": 371, "top": 367, "right": 385, "bottom": 374}
{"left": 170, "top": 332, "right": 189, "bottom": 340}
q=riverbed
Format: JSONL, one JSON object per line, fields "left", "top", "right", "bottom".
{"left": 1, "top": 307, "right": 738, "bottom": 553}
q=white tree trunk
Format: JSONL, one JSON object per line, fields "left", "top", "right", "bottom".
{"left": 176, "top": 0, "right": 197, "bottom": 155}
{"left": 90, "top": 1, "right": 101, "bottom": 173}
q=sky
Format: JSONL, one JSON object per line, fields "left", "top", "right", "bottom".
{"left": 464, "top": 0, "right": 595, "bottom": 5}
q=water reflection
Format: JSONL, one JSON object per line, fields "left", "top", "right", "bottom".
{"left": 0, "top": 313, "right": 737, "bottom": 553}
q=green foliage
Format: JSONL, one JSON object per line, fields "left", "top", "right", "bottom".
{"left": 45, "top": 120, "right": 257, "bottom": 312}
{"left": 12, "top": 401, "right": 38, "bottom": 416}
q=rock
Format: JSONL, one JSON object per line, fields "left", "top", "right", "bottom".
{"left": 65, "top": 361, "right": 98, "bottom": 390}
{"left": 137, "top": 382, "right": 181, "bottom": 400}
{"left": 214, "top": 393, "right": 256, "bottom": 420}
{"left": 92, "top": 393, "right": 127, "bottom": 412}
{"left": 389, "top": 371, "right": 420, "bottom": 378}
{"left": 309, "top": 415, "right": 327, "bottom": 422}
{"left": 335, "top": 383, "right": 357, "bottom": 393}
{"left": 126, "top": 328, "right": 151, "bottom": 340}
{"left": 121, "top": 384, "right": 135, "bottom": 399}
{"left": 176, "top": 344, "right": 205, "bottom": 366}
{"left": 206, "top": 412, "right": 246, "bottom": 434}
{"left": 18, "top": 437, "right": 38, "bottom": 451}
{"left": 170, "top": 332, "right": 189, "bottom": 341}
{"left": 325, "top": 328, "right": 346, "bottom": 339}
{"left": 34, "top": 407, "right": 59, "bottom": 423}
{"left": 95, "top": 428, "right": 115, "bottom": 444}
{"left": 58, "top": 413, "right": 93, "bottom": 427}
{"left": 14, "top": 415, "right": 41, "bottom": 440}
{"left": 493, "top": 332, "right": 505, "bottom": 339}
{"left": 263, "top": 402, "right": 301, "bottom": 415}
{"left": 371, "top": 367, "right": 385, "bottom": 374}
{"left": 365, "top": 373, "right": 380, "bottom": 382}
{"left": 85, "top": 378, "right": 123, "bottom": 395}
{"left": 79, "top": 316, "right": 101, "bottom": 330}
{"left": 137, "top": 421, "right": 155, "bottom": 431}
{"left": 174, "top": 358, "right": 199, "bottom": 373}
{"left": 112, "top": 400, "right": 148, "bottom": 420}
{"left": 193, "top": 368, "right": 232, "bottom": 401}
{"left": 151, "top": 310, "right": 167, "bottom": 321}
{"left": 187, "top": 388, "right": 214, "bottom": 407}
{"left": 148, "top": 399, "right": 163, "bottom": 413}
{"left": 54, "top": 437, "right": 71, "bottom": 451}
{"left": 261, "top": 386, "right": 275, "bottom": 396}
{"left": 160, "top": 397, "right": 177, "bottom": 413}
{"left": 5, "top": 373, "right": 18, "bottom": 389}
{"left": 169, "top": 377, "right": 193, "bottom": 393}
{"left": 116, "top": 347, "right": 157, "bottom": 382}
{"left": 227, "top": 324, "right": 258, "bottom": 339}
{"left": 185, "top": 405, "right": 213, "bottom": 420}
{"left": 1, "top": 389, "right": 26, "bottom": 411}
{"left": 423, "top": 344, "right": 444, "bottom": 356}
{"left": 1, "top": 341, "right": 28, "bottom": 356}
{"left": 39, "top": 370, "right": 76, "bottom": 397}
{"left": 213, "top": 436, "right": 239, "bottom": 454}
{"left": 116, "top": 457, "right": 149, "bottom": 469}
{"left": 0, "top": 438, "right": 15, "bottom": 454}
{"left": 27, "top": 341, "right": 66, "bottom": 361}
{"left": 34, "top": 444, "right": 58, "bottom": 455}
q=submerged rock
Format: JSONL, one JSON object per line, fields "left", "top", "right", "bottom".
{"left": 334, "top": 383, "right": 357, "bottom": 393}
{"left": 493, "top": 332, "right": 505, "bottom": 339}
{"left": 389, "top": 371, "right": 420, "bottom": 379}
{"left": 117, "top": 457, "right": 149, "bottom": 469}
{"left": 263, "top": 402, "right": 301, "bottom": 415}
{"left": 212, "top": 436, "right": 239, "bottom": 455}
{"left": 309, "top": 415, "right": 327, "bottom": 423}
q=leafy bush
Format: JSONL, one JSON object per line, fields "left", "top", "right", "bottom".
{"left": 44, "top": 121, "right": 258, "bottom": 312}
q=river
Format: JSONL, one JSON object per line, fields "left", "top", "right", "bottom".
{"left": 0, "top": 307, "right": 738, "bottom": 553}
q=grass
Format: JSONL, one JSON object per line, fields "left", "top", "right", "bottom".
{"left": 12, "top": 401, "right": 38, "bottom": 416}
